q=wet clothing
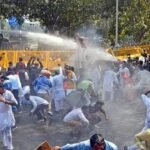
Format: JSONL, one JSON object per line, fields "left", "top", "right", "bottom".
{"left": 0, "top": 90, "right": 17, "bottom": 130}
{"left": 29, "top": 96, "right": 49, "bottom": 120}
{"left": 61, "top": 139, "right": 118, "bottom": 150}
{"left": 52, "top": 74, "right": 65, "bottom": 101}
{"left": 33, "top": 76, "right": 52, "bottom": 94}
{"left": 77, "top": 80, "right": 96, "bottom": 106}
{"left": 103, "top": 69, "right": 118, "bottom": 101}
{"left": 63, "top": 108, "right": 89, "bottom": 126}
{"left": 29, "top": 96, "right": 49, "bottom": 113}
{"left": 33, "top": 75, "right": 52, "bottom": 112}
{"left": 103, "top": 70, "right": 118, "bottom": 92}
{"left": 7, "top": 74, "right": 22, "bottom": 111}
{"left": 52, "top": 74, "right": 65, "bottom": 111}
{"left": 65, "top": 90, "right": 89, "bottom": 108}
{"left": 141, "top": 94, "right": 150, "bottom": 130}
{"left": 0, "top": 90, "right": 17, "bottom": 150}
{"left": 77, "top": 80, "right": 94, "bottom": 92}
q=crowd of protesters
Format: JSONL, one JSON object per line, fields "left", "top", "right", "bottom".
{"left": 1, "top": 47, "right": 150, "bottom": 150}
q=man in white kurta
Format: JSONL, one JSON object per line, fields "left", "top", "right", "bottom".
{"left": 52, "top": 70, "right": 65, "bottom": 112}
{"left": 0, "top": 84, "right": 18, "bottom": 150}
{"left": 103, "top": 68, "right": 118, "bottom": 101}
{"left": 7, "top": 72, "right": 23, "bottom": 112}
{"left": 63, "top": 106, "right": 89, "bottom": 136}
{"left": 141, "top": 90, "right": 150, "bottom": 131}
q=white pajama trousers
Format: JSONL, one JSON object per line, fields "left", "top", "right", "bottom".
{"left": 1, "top": 127, "right": 13, "bottom": 150}
{"left": 54, "top": 99, "right": 64, "bottom": 112}
{"left": 102, "top": 90, "right": 114, "bottom": 101}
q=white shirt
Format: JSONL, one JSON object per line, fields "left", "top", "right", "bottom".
{"left": 7, "top": 74, "right": 22, "bottom": 90}
{"left": 0, "top": 90, "right": 18, "bottom": 113}
{"left": 23, "top": 85, "right": 30, "bottom": 95}
{"left": 0, "top": 90, "right": 17, "bottom": 131}
{"left": 29, "top": 96, "right": 49, "bottom": 113}
{"left": 103, "top": 70, "right": 118, "bottom": 91}
{"left": 141, "top": 94, "right": 150, "bottom": 116}
{"left": 139, "top": 56, "right": 145, "bottom": 64}
{"left": 63, "top": 108, "right": 89, "bottom": 125}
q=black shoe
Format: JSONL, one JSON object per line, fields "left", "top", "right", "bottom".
{"left": 124, "top": 146, "right": 128, "bottom": 150}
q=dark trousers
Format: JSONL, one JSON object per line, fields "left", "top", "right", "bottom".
{"left": 12, "top": 89, "right": 21, "bottom": 111}
{"left": 33, "top": 104, "right": 48, "bottom": 120}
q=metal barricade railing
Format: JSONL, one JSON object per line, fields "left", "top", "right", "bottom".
{"left": 0, "top": 50, "right": 75, "bottom": 69}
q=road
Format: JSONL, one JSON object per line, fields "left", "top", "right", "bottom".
{"left": 0, "top": 95, "right": 145, "bottom": 150}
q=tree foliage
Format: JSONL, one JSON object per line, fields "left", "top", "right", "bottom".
{"left": 0, "top": 0, "right": 150, "bottom": 44}
{"left": 0, "top": 0, "right": 102, "bottom": 33}
{"left": 108, "top": 0, "right": 150, "bottom": 44}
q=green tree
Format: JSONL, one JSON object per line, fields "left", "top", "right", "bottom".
{"left": 0, "top": 0, "right": 103, "bottom": 33}
{"left": 108, "top": 0, "right": 150, "bottom": 44}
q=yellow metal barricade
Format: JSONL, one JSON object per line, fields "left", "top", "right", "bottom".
{"left": 1, "top": 44, "right": 150, "bottom": 69}
{"left": 109, "top": 44, "right": 150, "bottom": 60}
{"left": 0, "top": 50, "right": 75, "bottom": 69}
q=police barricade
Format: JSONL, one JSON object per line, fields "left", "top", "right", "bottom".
{"left": 112, "top": 47, "right": 143, "bottom": 60}
{"left": 0, "top": 50, "right": 75, "bottom": 69}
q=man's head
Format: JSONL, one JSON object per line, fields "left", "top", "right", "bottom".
{"left": 90, "top": 134, "right": 105, "bottom": 150}
{"left": 19, "top": 57, "right": 23, "bottom": 62}
{"left": 9, "top": 61, "right": 13, "bottom": 66}
{"left": 0, "top": 84, "right": 5, "bottom": 94}
{"left": 41, "top": 69, "right": 51, "bottom": 78}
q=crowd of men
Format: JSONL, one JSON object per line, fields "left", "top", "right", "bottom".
{"left": 0, "top": 50, "right": 150, "bottom": 150}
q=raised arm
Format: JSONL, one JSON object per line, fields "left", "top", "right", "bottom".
{"left": 27, "top": 57, "right": 35, "bottom": 68}
{"left": 37, "top": 58, "right": 43, "bottom": 69}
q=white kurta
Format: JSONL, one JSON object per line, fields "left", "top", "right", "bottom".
{"left": 0, "top": 90, "right": 18, "bottom": 131}
{"left": 141, "top": 94, "right": 150, "bottom": 130}
{"left": 52, "top": 74, "right": 65, "bottom": 111}
{"left": 63, "top": 108, "right": 89, "bottom": 126}
{"left": 52, "top": 74, "right": 65, "bottom": 101}
{"left": 103, "top": 70, "right": 118, "bottom": 92}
